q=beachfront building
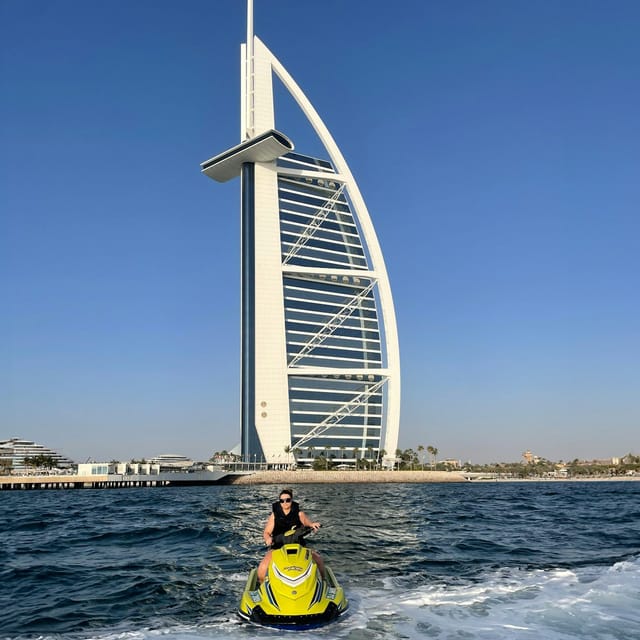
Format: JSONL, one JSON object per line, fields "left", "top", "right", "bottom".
{"left": 148, "top": 454, "right": 194, "bottom": 471}
{"left": 77, "top": 462, "right": 161, "bottom": 476}
{"left": 201, "top": 2, "right": 400, "bottom": 469}
{"left": 0, "top": 437, "right": 75, "bottom": 474}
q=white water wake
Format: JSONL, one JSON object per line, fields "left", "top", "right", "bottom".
{"left": 343, "top": 555, "right": 640, "bottom": 639}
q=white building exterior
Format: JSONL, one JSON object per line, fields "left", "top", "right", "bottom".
{"left": 78, "top": 462, "right": 161, "bottom": 476}
{"left": 201, "top": 2, "right": 400, "bottom": 468}
{"left": 0, "top": 437, "right": 74, "bottom": 474}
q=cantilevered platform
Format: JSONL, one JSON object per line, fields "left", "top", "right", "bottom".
{"left": 200, "top": 129, "right": 293, "bottom": 182}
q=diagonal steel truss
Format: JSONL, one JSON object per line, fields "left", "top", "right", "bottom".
{"left": 287, "top": 279, "right": 377, "bottom": 368}
{"left": 291, "top": 377, "right": 387, "bottom": 450}
{"left": 282, "top": 184, "right": 346, "bottom": 264}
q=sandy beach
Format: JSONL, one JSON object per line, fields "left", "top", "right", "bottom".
{"left": 226, "top": 470, "right": 640, "bottom": 485}
{"left": 226, "top": 470, "right": 468, "bottom": 484}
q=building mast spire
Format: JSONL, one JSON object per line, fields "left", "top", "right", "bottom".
{"left": 245, "top": 0, "right": 254, "bottom": 139}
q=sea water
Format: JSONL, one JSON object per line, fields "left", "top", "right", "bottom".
{"left": 1, "top": 481, "right": 638, "bottom": 639}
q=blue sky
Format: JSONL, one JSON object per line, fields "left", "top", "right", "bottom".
{"left": 1, "top": 1, "right": 638, "bottom": 464}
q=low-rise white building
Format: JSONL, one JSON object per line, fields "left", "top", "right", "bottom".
{"left": 149, "top": 454, "right": 193, "bottom": 471}
{"left": 78, "top": 462, "right": 160, "bottom": 476}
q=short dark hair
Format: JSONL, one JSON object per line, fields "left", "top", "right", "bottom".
{"left": 279, "top": 488, "right": 293, "bottom": 498}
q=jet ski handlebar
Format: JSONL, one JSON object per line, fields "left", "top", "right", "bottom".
{"left": 270, "top": 525, "right": 317, "bottom": 549}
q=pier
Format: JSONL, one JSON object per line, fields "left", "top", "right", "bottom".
{"left": 0, "top": 469, "right": 238, "bottom": 490}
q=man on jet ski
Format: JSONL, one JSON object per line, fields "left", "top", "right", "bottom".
{"left": 257, "top": 488, "right": 325, "bottom": 583}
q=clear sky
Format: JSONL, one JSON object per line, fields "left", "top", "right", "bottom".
{"left": 1, "top": 1, "right": 638, "bottom": 465}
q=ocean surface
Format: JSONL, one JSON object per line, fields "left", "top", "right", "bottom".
{"left": 1, "top": 481, "right": 638, "bottom": 640}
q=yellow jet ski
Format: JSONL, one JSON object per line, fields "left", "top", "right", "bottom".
{"left": 238, "top": 526, "right": 348, "bottom": 629}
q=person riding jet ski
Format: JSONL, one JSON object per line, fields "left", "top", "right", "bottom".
{"left": 238, "top": 488, "right": 347, "bottom": 628}
{"left": 258, "top": 488, "right": 324, "bottom": 582}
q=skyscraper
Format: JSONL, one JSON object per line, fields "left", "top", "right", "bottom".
{"left": 201, "top": 2, "right": 400, "bottom": 469}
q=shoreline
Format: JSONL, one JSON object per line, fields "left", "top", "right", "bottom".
{"left": 226, "top": 470, "right": 467, "bottom": 484}
{"left": 224, "top": 470, "right": 640, "bottom": 485}
{"left": 1, "top": 470, "right": 637, "bottom": 490}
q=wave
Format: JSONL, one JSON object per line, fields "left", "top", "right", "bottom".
{"left": 3, "top": 484, "right": 638, "bottom": 640}
{"left": 6, "top": 555, "right": 637, "bottom": 640}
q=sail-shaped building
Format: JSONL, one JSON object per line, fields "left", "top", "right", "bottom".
{"left": 201, "top": 2, "right": 400, "bottom": 469}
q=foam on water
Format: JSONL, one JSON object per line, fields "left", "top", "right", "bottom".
{"left": 346, "top": 555, "right": 640, "bottom": 640}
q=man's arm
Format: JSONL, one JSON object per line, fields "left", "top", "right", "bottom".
{"left": 263, "top": 513, "right": 275, "bottom": 546}
{"left": 299, "top": 510, "right": 321, "bottom": 531}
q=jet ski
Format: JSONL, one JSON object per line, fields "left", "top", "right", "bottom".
{"left": 238, "top": 525, "right": 348, "bottom": 629}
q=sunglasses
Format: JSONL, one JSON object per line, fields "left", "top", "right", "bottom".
{"left": 279, "top": 497, "right": 292, "bottom": 503}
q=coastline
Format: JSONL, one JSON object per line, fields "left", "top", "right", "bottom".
{"left": 225, "top": 470, "right": 468, "bottom": 484}
{"left": 225, "top": 470, "right": 640, "bottom": 485}
{"left": 1, "top": 470, "right": 638, "bottom": 490}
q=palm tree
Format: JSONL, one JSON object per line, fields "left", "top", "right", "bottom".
{"left": 427, "top": 446, "right": 435, "bottom": 470}
{"left": 418, "top": 445, "right": 425, "bottom": 470}
{"left": 284, "top": 445, "right": 292, "bottom": 469}
{"left": 366, "top": 447, "right": 374, "bottom": 470}
{"left": 353, "top": 448, "right": 360, "bottom": 470}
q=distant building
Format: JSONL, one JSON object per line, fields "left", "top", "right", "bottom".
{"left": 149, "top": 454, "right": 193, "bottom": 471}
{"left": 77, "top": 462, "right": 114, "bottom": 476}
{"left": 78, "top": 462, "right": 160, "bottom": 476}
{"left": 117, "top": 462, "right": 160, "bottom": 475}
{"left": 0, "top": 437, "right": 74, "bottom": 474}
{"left": 522, "top": 450, "right": 541, "bottom": 464}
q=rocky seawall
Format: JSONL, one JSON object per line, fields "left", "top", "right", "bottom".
{"left": 226, "top": 469, "right": 468, "bottom": 484}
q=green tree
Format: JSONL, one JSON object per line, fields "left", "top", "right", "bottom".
{"left": 427, "top": 446, "right": 438, "bottom": 470}
{"left": 418, "top": 445, "right": 425, "bottom": 469}
{"left": 284, "top": 445, "right": 292, "bottom": 469}
{"left": 366, "top": 447, "right": 374, "bottom": 469}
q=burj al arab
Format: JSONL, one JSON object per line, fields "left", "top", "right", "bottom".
{"left": 201, "top": 1, "right": 400, "bottom": 469}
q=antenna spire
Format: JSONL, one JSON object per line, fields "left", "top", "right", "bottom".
{"left": 247, "top": 0, "right": 253, "bottom": 60}
{"left": 245, "top": 0, "right": 254, "bottom": 138}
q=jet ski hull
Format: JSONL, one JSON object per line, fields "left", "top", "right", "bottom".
{"left": 238, "top": 556, "right": 348, "bottom": 629}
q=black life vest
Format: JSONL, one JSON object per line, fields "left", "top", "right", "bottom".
{"left": 272, "top": 500, "right": 302, "bottom": 536}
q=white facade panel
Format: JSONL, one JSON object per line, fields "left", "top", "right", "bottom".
{"left": 252, "top": 162, "right": 291, "bottom": 463}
